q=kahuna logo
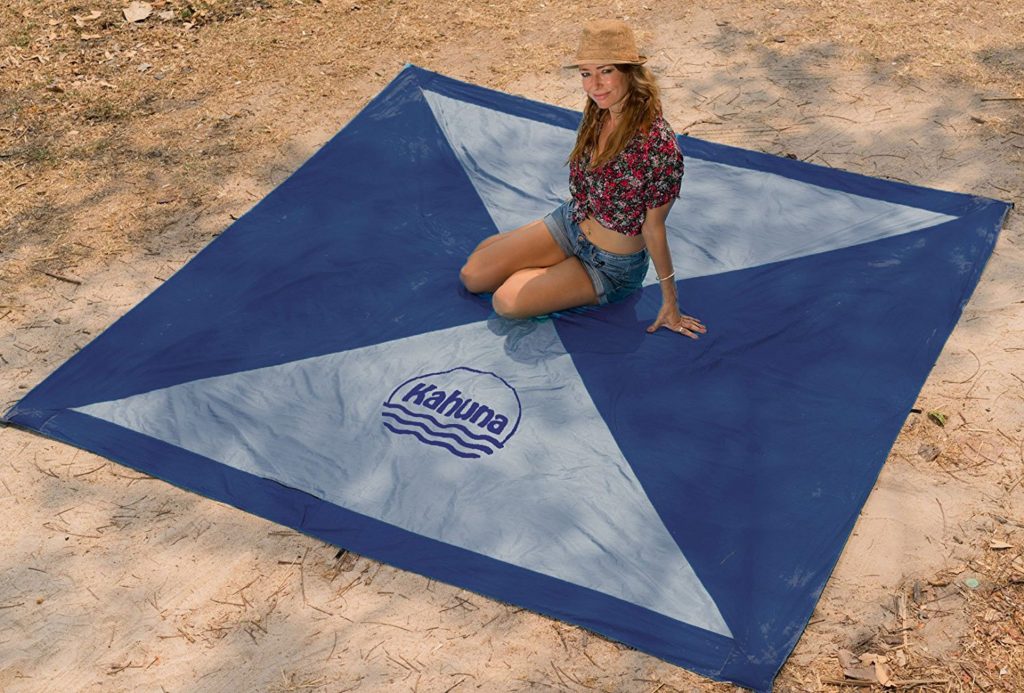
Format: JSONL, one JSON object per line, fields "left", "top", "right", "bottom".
{"left": 382, "top": 367, "right": 521, "bottom": 459}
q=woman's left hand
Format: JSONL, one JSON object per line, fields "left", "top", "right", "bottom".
{"left": 646, "top": 303, "right": 707, "bottom": 339}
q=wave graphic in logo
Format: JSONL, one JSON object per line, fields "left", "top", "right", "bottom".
{"left": 382, "top": 367, "right": 522, "bottom": 459}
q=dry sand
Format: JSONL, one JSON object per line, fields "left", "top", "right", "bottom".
{"left": 1, "top": 1, "right": 1022, "bottom": 690}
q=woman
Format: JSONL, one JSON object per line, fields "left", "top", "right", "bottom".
{"left": 459, "top": 19, "right": 706, "bottom": 339}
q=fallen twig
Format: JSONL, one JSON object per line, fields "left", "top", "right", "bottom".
{"left": 211, "top": 598, "right": 246, "bottom": 608}
{"left": 36, "top": 269, "right": 82, "bottom": 286}
{"left": 822, "top": 678, "right": 948, "bottom": 688}
{"left": 943, "top": 349, "right": 981, "bottom": 384}
{"left": 73, "top": 463, "right": 106, "bottom": 477}
{"left": 442, "top": 678, "right": 466, "bottom": 693}
{"left": 363, "top": 620, "right": 413, "bottom": 632}
{"left": 42, "top": 522, "right": 101, "bottom": 539}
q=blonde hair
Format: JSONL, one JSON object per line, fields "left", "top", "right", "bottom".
{"left": 568, "top": 64, "right": 663, "bottom": 169}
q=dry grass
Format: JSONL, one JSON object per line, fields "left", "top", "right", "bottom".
{"left": 774, "top": 1, "right": 1024, "bottom": 90}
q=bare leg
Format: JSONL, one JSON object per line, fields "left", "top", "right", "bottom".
{"left": 468, "top": 233, "right": 504, "bottom": 254}
{"left": 460, "top": 220, "right": 567, "bottom": 294}
{"left": 491, "top": 257, "right": 599, "bottom": 319}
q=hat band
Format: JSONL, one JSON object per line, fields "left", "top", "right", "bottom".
{"left": 566, "top": 54, "right": 647, "bottom": 68}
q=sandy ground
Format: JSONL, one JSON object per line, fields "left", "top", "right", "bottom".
{"left": 1, "top": 1, "right": 1023, "bottom": 691}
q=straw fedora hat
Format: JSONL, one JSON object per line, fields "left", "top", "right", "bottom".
{"left": 565, "top": 19, "right": 647, "bottom": 69}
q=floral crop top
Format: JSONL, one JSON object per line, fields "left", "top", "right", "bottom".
{"left": 569, "top": 115, "right": 684, "bottom": 237}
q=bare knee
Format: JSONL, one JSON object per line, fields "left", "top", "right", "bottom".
{"left": 459, "top": 261, "right": 491, "bottom": 294}
{"left": 491, "top": 286, "right": 530, "bottom": 320}
{"left": 460, "top": 234, "right": 508, "bottom": 294}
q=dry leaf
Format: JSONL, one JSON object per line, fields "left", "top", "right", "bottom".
{"left": 123, "top": 1, "right": 153, "bottom": 23}
{"left": 840, "top": 650, "right": 895, "bottom": 687}
{"left": 838, "top": 649, "right": 878, "bottom": 683}
{"left": 73, "top": 10, "right": 102, "bottom": 27}
{"left": 989, "top": 540, "right": 1013, "bottom": 550}
{"left": 838, "top": 649, "right": 856, "bottom": 666}
{"left": 869, "top": 658, "right": 894, "bottom": 687}
{"left": 862, "top": 652, "right": 895, "bottom": 684}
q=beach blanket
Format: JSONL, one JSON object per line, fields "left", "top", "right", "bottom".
{"left": 3, "top": 66, "right": 1010, "bottom": 691}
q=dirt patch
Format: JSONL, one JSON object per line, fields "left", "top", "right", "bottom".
{"left": 2, "top": 1, "right": 1022, "bottom": 691}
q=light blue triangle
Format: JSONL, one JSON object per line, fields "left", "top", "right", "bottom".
{"left": 423, "top": 89, "right": 573, "bottom": 232}
{"left": 76, "top": 319, "right": 733, "bottom": 638}
{"left": 422, "top": 89, "right": 957, "bottom": 286}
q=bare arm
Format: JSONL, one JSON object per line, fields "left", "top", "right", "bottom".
{"left": 640, "top": 201, "right": 707, "bottom": 339}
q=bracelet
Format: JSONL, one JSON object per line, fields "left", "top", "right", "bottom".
{"left": 657, "top": 271, "right": 675, "bottom": 282}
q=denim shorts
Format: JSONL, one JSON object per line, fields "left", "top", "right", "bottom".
{"left": 542, "top": 200, "right": 649, "bottom": 305}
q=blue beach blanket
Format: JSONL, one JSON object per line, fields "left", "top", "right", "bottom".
{"left": 4, "top": 66, "right": 1010, "bottom": 691}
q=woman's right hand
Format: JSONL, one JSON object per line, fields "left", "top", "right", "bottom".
{"left": 646, "top": 302, "right": 706, "bottom": 339}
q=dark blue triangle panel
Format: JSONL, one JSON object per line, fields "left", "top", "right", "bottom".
{"left": 3, "top": 66, "right": 1010, "bottom": 692}
{"left": 9, "top": 67, "right": 497, "bottom": 421}
{"left": 552, "top": 202, "right": 1007, "bottom": 686}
